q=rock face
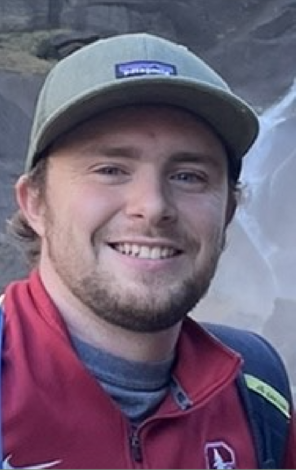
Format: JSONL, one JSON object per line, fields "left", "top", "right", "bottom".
{"left": 1, "top": 0, "right": 296, "bottom": 106}
{"left": 0, "top": 0, "right": 296, "bottom": 389}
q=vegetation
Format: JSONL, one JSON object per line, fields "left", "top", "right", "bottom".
{"left": 0, "top": 30, "right": 65, "bottom": 73}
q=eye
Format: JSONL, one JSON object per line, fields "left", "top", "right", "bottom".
{"left": 172, "top": 172, "right": 202, "bottom": 182}
{"left": 170, "top": 171, "right": 208, "bottom": 184}
{"left": 168, "top": 169, "right": 210, "bottom": 194}
{"left": 94, "top": 165, "right": 127, "bottom": 175}
{"left": 90, "top": 164, "right": 130, "bottom": 184}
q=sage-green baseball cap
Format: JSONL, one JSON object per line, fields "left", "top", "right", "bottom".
{"left": 25, "top": 32, "right": 259, "bottom": 174}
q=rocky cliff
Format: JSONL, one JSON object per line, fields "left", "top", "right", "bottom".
{"left": 0, "top": 0, "right": 296, "bottom": 389}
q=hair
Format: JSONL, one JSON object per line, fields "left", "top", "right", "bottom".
{"left": 7, "top": 154, "right": 48, "bottom": 268}
{"left": 7, "top": 147, "right": 242, "bottom": 267}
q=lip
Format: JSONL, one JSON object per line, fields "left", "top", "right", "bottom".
{"left": 109, "top": 248, "right": 184, "bottom": 272}
{"left": 106, "top": 237, "right": 183, "bottom": 252}
{"left": 105, "top": 239, "right": 184, "bottom": 272}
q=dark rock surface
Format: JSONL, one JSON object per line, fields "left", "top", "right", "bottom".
{"left": 0, "top": 0, "right": 296, "bottom": 390}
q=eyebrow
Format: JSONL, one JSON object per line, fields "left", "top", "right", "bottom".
{"left": 80, "top": 143, "right": 139, "bottom": 159}
{"left": 169, "top": 151, "right": 224, "bottom": 166}
{"left": 80, "top": 144, "right": 225, "bottom": 168}
{"left": 99, "top": 145, "right": 140, "bottom": 159}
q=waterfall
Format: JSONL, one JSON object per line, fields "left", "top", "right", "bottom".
{"left": 197, "top": 79, "right": 296, "bottom": 328}
{"left": 237, "top": 79, "right": 296, "bottom": 300}
{"left": 242, "top": 78, "right": 296, "bottom": 183}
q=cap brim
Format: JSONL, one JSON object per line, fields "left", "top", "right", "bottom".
{"left": 28, "top": 76, "right": 259, "bottom": 170}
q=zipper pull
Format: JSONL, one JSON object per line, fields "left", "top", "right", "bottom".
{"left": 130, "top": 428, "right": 143, "bottom": 462}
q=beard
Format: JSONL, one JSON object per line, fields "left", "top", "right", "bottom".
{"left": 46, "top": 233, "right": 224, "bottom": 334}
{"left": 44, "top": 202, "right": 225, "bottom": 333}
{"left": 62, "top": 263, "right": 220, "bottom": 333}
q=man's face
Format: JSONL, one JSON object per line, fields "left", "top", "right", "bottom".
{"left": 35, "top": 105, "right": 234, "bottom": 332}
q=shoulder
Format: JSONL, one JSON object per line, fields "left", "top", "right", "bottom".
{"left": 203, "top": 322, "right": 293, "bottom": 411}
{"left": 203, "top": 322, "right": 286, "bottom": 370}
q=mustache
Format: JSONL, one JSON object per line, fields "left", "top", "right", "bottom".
{"left": 92, "top": 224, "right": 226, "bottom": 254}
{"left": 92, "top": 224, "right": 189, "bottom": 247}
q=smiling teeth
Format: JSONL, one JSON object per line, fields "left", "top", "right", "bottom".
{"left": 115, "top": 243, "right": 177, "bottom": 259}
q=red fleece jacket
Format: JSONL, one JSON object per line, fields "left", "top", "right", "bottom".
{"left": 2, "top": 271, "right": 296, "bottom": 469}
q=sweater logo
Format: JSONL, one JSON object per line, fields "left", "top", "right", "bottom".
{"left": 204, "top": 441, "right": 236, "bottom": 469}
{"left": 3, "top": 455, "right": 61, "bottom": 469}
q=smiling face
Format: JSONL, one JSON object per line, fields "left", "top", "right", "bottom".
{"left": 20, "top": 105, "right": 235, "bottom": 332}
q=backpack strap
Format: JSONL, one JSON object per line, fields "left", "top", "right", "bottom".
{"left": 0, "top": 295, "right": 3, "bottom": 466}
{"left": 203, "top": 323, "right": 292, "bottom": 469}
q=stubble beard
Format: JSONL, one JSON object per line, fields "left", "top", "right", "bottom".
{"left": 70, "top": 263, "right": 220, "bottom": 333}
{"left": 45, "top": 223, "right": 225, "bottom": 333}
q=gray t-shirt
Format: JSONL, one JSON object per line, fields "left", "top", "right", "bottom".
{"left": 71, "top": 335, "right": 175, "bottom": 424}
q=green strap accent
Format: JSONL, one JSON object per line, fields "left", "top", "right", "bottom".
{"left": 244, "top": 373, "right": 291, "bottom": 419}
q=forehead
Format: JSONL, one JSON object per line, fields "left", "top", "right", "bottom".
{"left": 52, "top": 105, "right": 227, "bottom": 155}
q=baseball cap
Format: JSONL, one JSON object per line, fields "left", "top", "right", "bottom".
{"left": 25, "top": 32, "right": 259, "bottom": 175}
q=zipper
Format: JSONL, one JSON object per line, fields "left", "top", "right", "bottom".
{"left": 128, "top": 378, "right": 193, "bottom": 465}
{"left": 130, "top": 426, "right": 143, "bottom": 463}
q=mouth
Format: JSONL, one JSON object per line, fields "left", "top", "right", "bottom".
{"left": 109, "top": 242, "right": 182, "bottom": 260}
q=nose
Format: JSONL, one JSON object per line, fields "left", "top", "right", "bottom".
{"left": 125, "top": 172, "right": 177, "bottom": 226}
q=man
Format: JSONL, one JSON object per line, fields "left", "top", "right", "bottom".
{"left": 2, "top": 32, "right": 295, "bottom": 469}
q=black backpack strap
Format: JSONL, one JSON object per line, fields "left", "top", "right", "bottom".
{"left": 0, "top": 295, "right": 3, "bottom": 466}
{"left": 203, "top": 323, "right": 292, "bottom": 469}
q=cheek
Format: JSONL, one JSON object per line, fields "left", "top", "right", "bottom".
{"left": 179, "top": 195, "right": 229, "bottom": 234}
{"left": 67, "top": 186, "right": 124, "bottom": 228}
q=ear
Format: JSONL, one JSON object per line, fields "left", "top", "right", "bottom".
{"left": 15, "top": 174, "right": 46, "bottom": 237}
{"left": 225, "top": 191, "right": 237, "bottom": 227}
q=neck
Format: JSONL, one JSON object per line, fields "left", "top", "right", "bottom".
{"left": 68, "top": 317, "right": 181, "bottom": 363}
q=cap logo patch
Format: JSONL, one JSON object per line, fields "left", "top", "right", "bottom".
{"left": 115, "top": 60, "right": 177, "bottom": 78}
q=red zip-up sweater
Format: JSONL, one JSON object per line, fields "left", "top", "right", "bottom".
{"left": 2, "top": 271, "right": 296, "bottom": 469}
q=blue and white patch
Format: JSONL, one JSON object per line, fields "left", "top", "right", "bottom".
{"left": 115, "top": 60, "right": 177, "bottom": 78}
